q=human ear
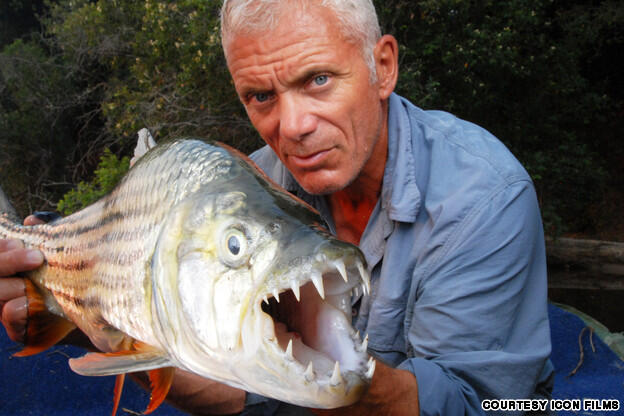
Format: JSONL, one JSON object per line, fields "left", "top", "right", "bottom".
{"left": 373, "top": 34, "right": 399, "bottom": 100}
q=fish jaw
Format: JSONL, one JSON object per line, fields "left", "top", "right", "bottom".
{"left": 238, "top": 238, "right": 375, "bottom": 408}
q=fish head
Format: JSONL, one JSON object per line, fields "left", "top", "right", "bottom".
{"left": 150, "top": 161, "right": 374, "bottom": 408}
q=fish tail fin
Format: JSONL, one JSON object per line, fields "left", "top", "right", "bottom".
{"left": 144, "top": 367, "right": 175, "bottom": 414}
{"left": 13, "top": 279, "right": 76, "bottom": 357}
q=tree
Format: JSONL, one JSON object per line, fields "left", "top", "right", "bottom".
{"left": 1, "top": 0, "right": 257, "bottom": 216}
{"left": 375, "top": 0, "right": 622, "bottom": 235}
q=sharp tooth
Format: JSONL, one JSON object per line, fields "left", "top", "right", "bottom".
{"left": 361, "top": 334, "right": 368, "bottom": 352}
{"left": 291, "top": 282, "right": 301, "bottom": 301}
{"left": 335, "top": 260, "right": 348, "bottom": 283}
{"left": 304, "top": 361, "right": 315, "bottom": 381}
{"left": 330, "top": 361, "right": 343, "bottom": 386}
{"left": 272, "top": 289, "right": 280, "bottom": 303}
{"left": 286, "top": 339, "right": 293, "bottom": 360}
{"left": 355, "top": 330, "right": 360, "bottom": 341}
{"left": 361, "top": 283, "right": 368, "bottom": 296}
{"left": 263, "top": 295, "right": 269, "bottom": 305}
{"left": 352, "top": 286, "right": 360, "bottom": 298}
{"left": 357, "top": 261, "right": 371, "bottom": 295}
{"left": 311, "top": 273, "right": 325, "bottom": 299}
{"left": 366, "top": 357, "right": 376, "bottom": 379}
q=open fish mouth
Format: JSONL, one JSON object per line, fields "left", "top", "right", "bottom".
{"left": 250, "top": 244, "right": 374, "bottom": 406}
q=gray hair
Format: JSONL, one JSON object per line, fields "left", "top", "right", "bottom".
{"left": 220, "top": 0, "right": 382, "bottom": 80}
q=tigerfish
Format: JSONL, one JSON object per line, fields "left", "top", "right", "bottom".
{"left": 0, "top": 138, "right": 374, "bottom": 414}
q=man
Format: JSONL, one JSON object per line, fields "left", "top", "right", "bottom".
{"left": 1, "top": 0, "right": 553, "bottom": 414}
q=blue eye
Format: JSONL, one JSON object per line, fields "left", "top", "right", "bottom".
{"left": 228, "top": 235, "right": 241, "bottom": 255}
{"left": 254, "top": 92, "right": 270, "bottom": 102}
{"left": 313, "top": 75, "right": 328, "bottom": 86}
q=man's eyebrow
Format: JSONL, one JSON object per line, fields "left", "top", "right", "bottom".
{"left": 236, "top": 66, "right": 334, "bottom": 99}
{"left": 293, "top": 68, "right": 328, "bottom": 84}
{"left": 238, "top": 86, "right": 269, "bottom": 99}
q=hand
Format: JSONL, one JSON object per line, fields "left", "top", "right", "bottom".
{"left": 0, "top": 215, "right": 45, "bottom": 342}
{"left": 131, "top": 369, "right": 246, "bottom": 415}
{"left": 311, "top": 360, "right": 420, "bottom": 416}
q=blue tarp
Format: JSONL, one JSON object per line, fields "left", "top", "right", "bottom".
{"left": 549, "top": 303, "right": 624, "bottom": 415}
{"left": 0, "top": 341, "right": 185, "bottom": 415}
{"left": 1, "top": 303, "right": 623, "bottom": 415}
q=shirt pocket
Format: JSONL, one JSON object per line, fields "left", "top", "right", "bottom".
{"left": 366, "top": 296, "right": 407, "bottom": 357}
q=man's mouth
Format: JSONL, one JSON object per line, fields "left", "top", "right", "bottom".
{"left": 288, "top": 149, "right": 332, "bottom": 169}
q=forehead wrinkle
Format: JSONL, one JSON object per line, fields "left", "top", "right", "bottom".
{"left": 228, "top": 5, "right": 357, "bottom": 91}
{"left": 231, "top": 37, "right": 342, "bottom": 94}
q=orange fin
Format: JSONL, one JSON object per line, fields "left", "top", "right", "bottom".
{"left": 145, "top": 367, "right": 175, "bottom": 414}
{"left": 13, "top": 279, "right": 76, "bottom": 357}
{"left": 112, "top": 373, "right": 125, "bottom": 416}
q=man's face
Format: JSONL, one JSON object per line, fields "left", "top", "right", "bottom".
{"left": 225, "top": 5, "right": 388, "bottom": 195}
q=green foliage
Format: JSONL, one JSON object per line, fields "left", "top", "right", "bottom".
{"left": 56, "top": 149, "right": 129, "bottom": 215}
{"left": 0, "top": 0, "right": 44, "bottom": 48}
{"left": 375, "top": 0, "right": 621, "bottom": 235}
{"left": 0, "top": 0, "right": 256, "bottom": 217}
{"left": 0, "top": 0, "right": 622, "bottom": 237}
{"left": 0, "top": 36, "right": 88, "bottom": 215}
{"left": 44, "top": 0, "right": 255, "bottom": 149}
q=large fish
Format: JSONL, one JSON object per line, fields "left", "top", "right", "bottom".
{"left": 0, "top": 138, "right": 374, "bottom": 413}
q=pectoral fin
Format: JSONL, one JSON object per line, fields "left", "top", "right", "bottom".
{"left": 69, "top": 348, "right": 172, "bottom": 376}
{"left": 13, "top": 279, "right": 76, "bottom": 357}
{"left": 70, "top": 346, "right": 175, "bottom": 416}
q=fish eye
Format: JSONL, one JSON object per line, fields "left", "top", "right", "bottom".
{"left": 220, "top": 227, "right": 249, "bottom": 267}
{"left": 228, "top": 235, "right": 241, "bottom": 255}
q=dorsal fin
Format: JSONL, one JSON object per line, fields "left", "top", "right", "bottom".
{"left": 0, "top": 184, "right": 18, "bottom": 220}
{"left": 13, "top": 279, "right": 76, "bottom": 357}
{"left": 130, "top": 128, "right": 157, "bottom": 167}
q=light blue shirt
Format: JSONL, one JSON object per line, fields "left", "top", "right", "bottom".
{"left": 246, "top": 93, "right": 553, "bottom": 415}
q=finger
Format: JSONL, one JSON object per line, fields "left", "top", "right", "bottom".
{"left": 0, "top": 239, "right": 24, "bottom": 252}
{"left": 0, "top": 277, "right": 26, "bottom": 306}
{"left": 0, "top": 248, "right": 44, "bottom": 276}
{"left": 0, "top": 276, "right": 27, "bottom": 344}
{"left": 0, "top": 296, "right": 28, "bottom": 343}
{"left": 24, "top": 215, "right": 46, "bottom": 226}
{"left": 31, "top": 211, "right": 61, "bottom": 224}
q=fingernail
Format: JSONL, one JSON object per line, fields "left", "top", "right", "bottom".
{"left": 26, "top": 250, "right": 44, "bottom": 265}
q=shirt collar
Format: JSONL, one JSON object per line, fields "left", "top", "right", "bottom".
{"left": 381, "top": 93, "right": 421, "bottom": 223}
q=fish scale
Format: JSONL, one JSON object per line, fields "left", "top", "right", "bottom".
{"left": 0, "top": 140, "right": 235, "bottom": 351}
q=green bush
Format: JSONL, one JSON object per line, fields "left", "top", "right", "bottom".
{"left": 375, "top": 0, "right": 620, "bottom": 235}
{"left": 56, "top": 149, "right": 129, "bottom": 215}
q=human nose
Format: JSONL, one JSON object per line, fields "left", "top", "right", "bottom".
{"left": 278, "top": 93, "right": 317, "bottom": 141}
